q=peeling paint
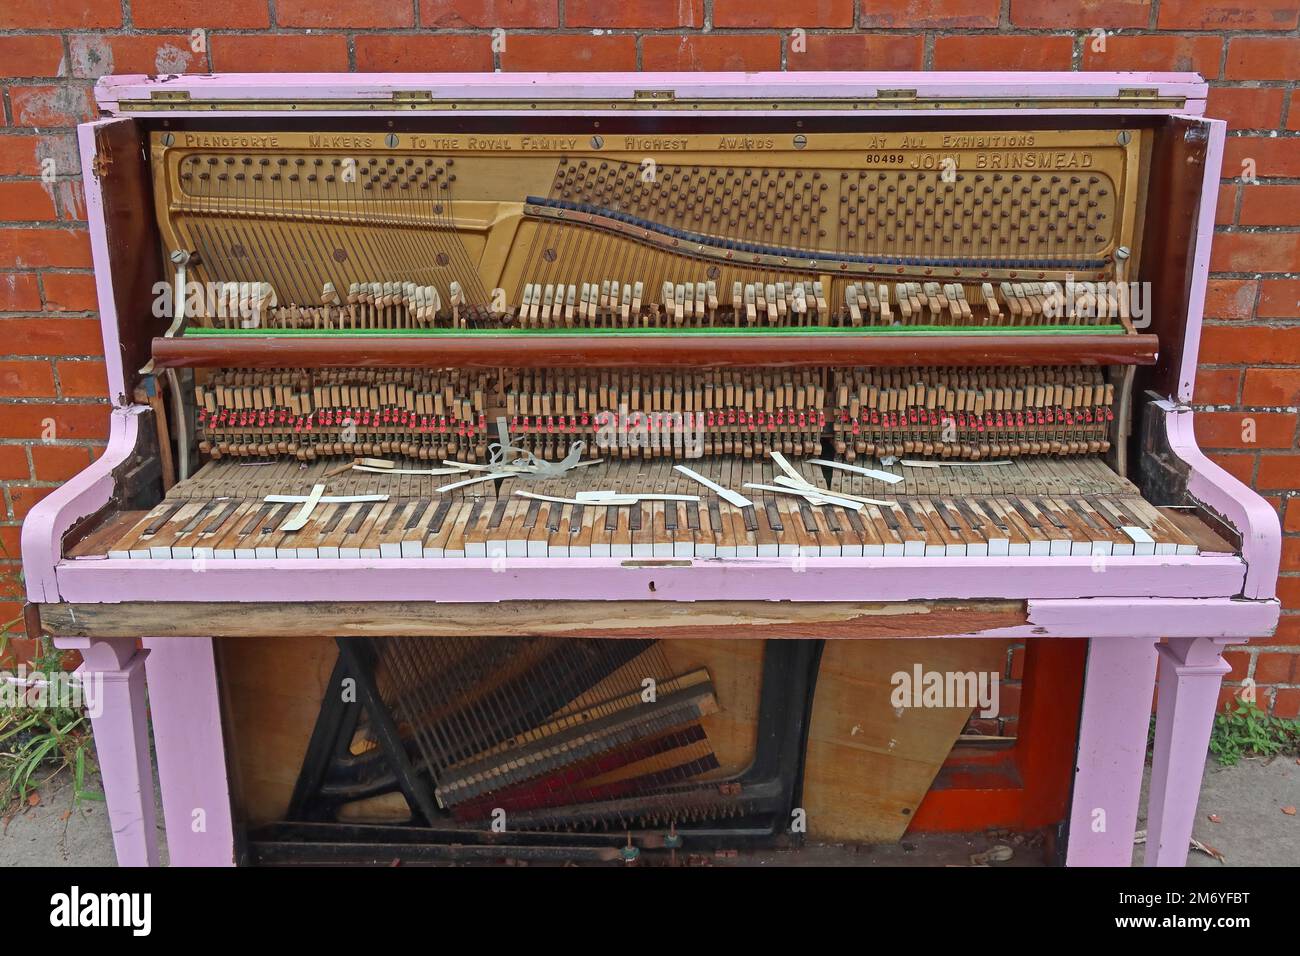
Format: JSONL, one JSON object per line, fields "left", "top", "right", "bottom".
{"left": 69, "top": 36, "right": 114, "bottom": 80}
{"left": 154, "top": 45, "right": 194, "bottom": 75}
{"left": 14, "top": 86, "right": 91, "bottom": 127}
{"left": 36, "top": 134, "right": 81, "bottom": 177}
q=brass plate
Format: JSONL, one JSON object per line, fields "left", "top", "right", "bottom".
{"left": 151, "top": 127, "right": 1145, "bottom": 310}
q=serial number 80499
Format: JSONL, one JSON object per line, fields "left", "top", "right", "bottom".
{"left": 863, "top": 154, "right": 906, "bottom": 164}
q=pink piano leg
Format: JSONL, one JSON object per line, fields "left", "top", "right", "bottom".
{"left": 1065, "top": 636, "right": 1159, "bottom": 866}
{"left": 55, "top": 636, "right": 160, "bottom": 867}
{"left": 1144, "top": 637, "right": 1232, "bottom": 867}
{"left": 142, "top": 637, "right": 236, "bottom": 866}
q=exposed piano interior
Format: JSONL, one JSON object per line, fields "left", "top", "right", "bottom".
{"left": 25, "top": 74, "right": 1280, "bottom": 866}
{"left": 81, "top": 119, "right": 1236, "bottom": 566}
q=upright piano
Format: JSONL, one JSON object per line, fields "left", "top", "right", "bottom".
{"left": 21, "top": 71, "right": 1280, "bottom": 866}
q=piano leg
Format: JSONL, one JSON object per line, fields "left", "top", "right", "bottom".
{"left": 1144, "top": 637, "right": 1233, "bottom": 867}
{"left": 141, "top": 637, "right": 236, "bottom": 866}
{"left": 1065, "top": 636, "right": 1159, "bottom": 866}
{"left": 54, "top": 636, "right": 159, "bottom": 867}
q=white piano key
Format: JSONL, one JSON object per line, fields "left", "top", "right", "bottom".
{"left": 1122, "top": 525, "right": 1156, "bottom": 556}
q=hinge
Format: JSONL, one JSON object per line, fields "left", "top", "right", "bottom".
{"left": 875, "top": 88, "right": 918, "bottom": 101}
{"left": 149, "top": 90, "right": 192, "bottom": 103}
{"left": 633, "top": 89, "right": 675, "bottom": 103}
{"left": 392, "top": 90, "right": 434, "bottom": 104}
{"left": 1118, "top": 88, "right": 1159, "bottom": 99}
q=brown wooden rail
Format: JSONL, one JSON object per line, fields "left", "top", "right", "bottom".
{"left": 151, "top": 332, "right": 1158, "bottom": 369}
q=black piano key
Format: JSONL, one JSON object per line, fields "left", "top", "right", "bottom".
{"left": 686, "top": 500, "right": 701, "bottom": 532}
{"left": 930, "top": 497, "right": 962, "bottom": 532}
{"left": 426, "top": 499, "right": 453, "bottom": 533}
{"left": 345, "top": 502, "right": 374, "bottom": 535}
{"left": 798, "top": 502, "right": 818, "bottom": 535}
{"left": 663, "top": 502, "right": 678, "bottom": 531}
{"left": 1032, "top": 496, "right": 1066, "bottom": 529}
{"left": 823, "top": 507, "right": 842, "bottom": 533}
{"left": 842, "top": 506, "right": 865, "bottom": 535}
{"left": 262, "top": 503, "right": 291, "bottom": 534}
{"left": 199, "top": 500, "right": 240, "bottom": 535}
{"left": 238, "top": 503, "right": 273, "bottom": 537}
{"left": 487, "top": 498, "right": 509, "bottom": 530}
{"left": 604, "top": 505, "right": 619, "bottom": 532}
{"left": 143, "top": 502, "right": 184, "bottom": 536}
{"left": 764, "top": 501, "right": 784, "bottom": 532}
{"left": 322, "top": 502, "right": 350, "bottom": 534}
{"left": 462, "top": 497, "right": 485, "bottom": 536}
{"left": 740, "top": 505, "right": 758, "bottom": 533}
{"left": 898, "top": 500, "right": 926, "bottom": 534}
{"left": 980, "top": 498, "right": 1009, "bottom": 531}
{"left": 381, "top": 501, "right": 411, "bottom": 534}
{"left": 179, "top": 500, "right": 218, "bottom": 534}
{"left": 405, "top": 498, "right": 432, "bottom": 531}
{"left": 546, "top": 501, "right": 564, "bottom": 533}
{"left": 954, "top": 498, "right": 985, "bottom": 531}
{"left": 569, "top": 502, "right": 584, "bottom": 536}
{"left": 1068, "top": 497, "right": 1104, "bottom": 531}
{"left": 707, "top": 500, "right": 723, "bottom": 535}
{"left": 879, "top": 503, "right": 901, "bottom": 531}
{"left": 1010, "top": 497, "right": 1041, "bottom": 530}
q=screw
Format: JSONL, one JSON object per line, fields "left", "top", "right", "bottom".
{"left": 161, "top": 133, "right": 175, "bottom": 147}
{"left": 1117, "top": 131, "right": 1132, "bottom": 146}
{"left": 385, "top": 133, "right": 400, "bottom": 148}
{"left": 793, "top": 134, "right": 807, "bottom": 150}
{"left": 590, "top": 135, "right": 604, "bottom": 149}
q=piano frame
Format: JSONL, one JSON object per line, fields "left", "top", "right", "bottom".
{"left": 21, "top": 71, "right": 1280, "bottom": 867}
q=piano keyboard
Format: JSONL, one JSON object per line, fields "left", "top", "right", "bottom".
{"left": 100, "top": 457, "right": 1203, "bottom": 561}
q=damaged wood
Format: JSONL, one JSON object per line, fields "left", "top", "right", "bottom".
{"left": 38, "top": 598, "right": 1029, "bottom": 640}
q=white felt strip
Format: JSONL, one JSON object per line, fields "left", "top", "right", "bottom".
{"left": 900, "top": 459, "right": 1012, "bottom": 468}
{"left": 515, "top": 491, "right": 639, "bottom": 506}
{"left": 743, "top": 482, "right": 865, "bottom": 511}
{"left": 808, "top": 459, "right": 905, "bottom": 484}
{"left": 436, "top": 473, "right": 507, "bottom": 493}
{"left": 264, "top": 493, "right": 389, "bottom": 503}
{"left": 352, "top": 465, "right": 470, "bottom": 476}
{"left": 674, "top": 464, "right": 753, "bottom": 508}
{"left": 278, "top": 483, "right": 325, "bottom": 532}
{"left": 575, "top": 491, "right": 700, "bottom": 503}
{"left": 771, "top": 475, "right": 889, "bottom": 506}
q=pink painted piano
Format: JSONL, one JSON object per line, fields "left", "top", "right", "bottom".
{"left": 21, "top": 71, "right": 1280, "bottom": 866}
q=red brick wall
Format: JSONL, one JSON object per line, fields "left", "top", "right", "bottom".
{"left": 0, "top": 3, "right": 1296, "bottom": 714}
